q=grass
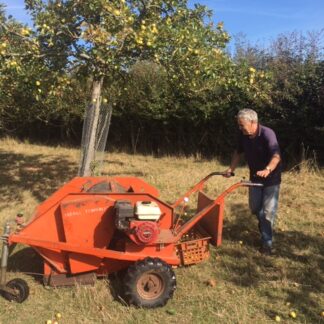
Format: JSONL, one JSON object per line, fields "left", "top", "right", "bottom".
{"left": 0, "top": 137, "right": 323, "bottom": 324}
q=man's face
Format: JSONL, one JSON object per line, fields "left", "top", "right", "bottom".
{"left": 237, "top": 118, "right": 257, "bottom": 136}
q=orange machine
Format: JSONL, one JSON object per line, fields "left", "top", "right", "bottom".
{"left": 0, "top": 172, "right": 261, "bottom": 307}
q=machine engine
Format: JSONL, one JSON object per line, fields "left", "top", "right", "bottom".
{"left": 114, "top": 200, "right": 162, "bottom": 244}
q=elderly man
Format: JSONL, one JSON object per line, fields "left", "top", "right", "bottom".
{"left": 225, "top": 109, "right": 281, "bottom": 255}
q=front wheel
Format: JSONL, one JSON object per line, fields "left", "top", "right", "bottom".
{"left": 2, "top": 278, "right": 29, "bottom": 303}
{"left": 123, "top": 257, "right": 176, "bottom": 308}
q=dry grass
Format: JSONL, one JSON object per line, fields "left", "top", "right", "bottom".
{"left": 0, "top": 138, "right": 323, "bottom": 324}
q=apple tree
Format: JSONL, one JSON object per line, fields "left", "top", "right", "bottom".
{"left": 19, "top": 0, "right": 234, "bottom": 175}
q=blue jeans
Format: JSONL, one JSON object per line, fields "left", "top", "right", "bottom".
{"left": 249, "top": 185, "right": 280, "bottom": 247}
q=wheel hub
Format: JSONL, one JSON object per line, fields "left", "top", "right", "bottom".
{"left": 137, "top": 271, "right": 165, "bottom": 300}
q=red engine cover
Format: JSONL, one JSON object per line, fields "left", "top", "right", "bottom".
{"left": 129, "top": 221, "right": 159, "bottom": 245}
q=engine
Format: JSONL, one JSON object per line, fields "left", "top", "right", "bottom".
{"left": 114, "top": 200, "right": 161, "bottom": 245}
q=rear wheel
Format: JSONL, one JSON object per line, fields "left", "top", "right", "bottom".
{"left": 2, "top": 278, "right": 29, "bottom": 303}
{"left": 123, "top": 257, "right": 176, "bottom": 308}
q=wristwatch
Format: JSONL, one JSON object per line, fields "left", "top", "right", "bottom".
{"left": 266, "top": 166, "right": 272, "bottom": 172}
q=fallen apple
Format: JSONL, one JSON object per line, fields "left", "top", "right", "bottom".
{"left": 289, "top": 311, "right": 297, "bottom": 318}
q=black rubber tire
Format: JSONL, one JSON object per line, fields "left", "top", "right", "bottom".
{"left": 123, "top": 257, "right": 176, "bottom": 308}
{"left": 2, "top": 278, "right": 29, "bottom": 303}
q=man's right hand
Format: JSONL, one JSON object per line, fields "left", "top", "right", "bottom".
{"left": 223, "top": 168, "right": 234, "bottom": 178}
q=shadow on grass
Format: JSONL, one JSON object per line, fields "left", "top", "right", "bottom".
{"left": 7, "top": 247, "right": 44, "bottom": 283}
{"left": 219, "top": 202, "right": 324, "bottom": 322}
{"left": 0, "top": 150, "right": 78, "bottom": 203}
{"left": 102, "top": 159, "right": 125, "bottom": 165}
{"left": 102, "top": 171, "right": 146, "bottom": 177}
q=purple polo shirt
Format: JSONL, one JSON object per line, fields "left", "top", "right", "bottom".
{"left": 237, "top": 124, "right": 281, "bottom": 187}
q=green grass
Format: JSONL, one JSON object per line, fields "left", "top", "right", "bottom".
{"left": 0, "top": 138, "right": 323, "bottom": 324}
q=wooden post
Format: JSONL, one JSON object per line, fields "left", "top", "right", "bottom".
{"left": 79, "top": 77, "right": 104, "bottom": 176}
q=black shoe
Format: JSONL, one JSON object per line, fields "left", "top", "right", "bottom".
{"left": 259, "top": 245, "right": 272, "bottom": 255}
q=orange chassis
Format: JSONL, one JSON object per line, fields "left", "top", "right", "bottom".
{"left": 0, "top": 172, "right": 261, "bottom": 306}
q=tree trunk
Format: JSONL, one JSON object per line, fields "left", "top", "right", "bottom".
{"left": 79, "top": 77, "right": 104, "bottom": 176}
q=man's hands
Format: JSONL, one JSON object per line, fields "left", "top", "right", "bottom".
{"left": 257, "top": 154, "right": 280, "bottom": 178}
{"left": 224, "top": 151, "right": 241, "bottom": 178}
{"left": 256, "top": 168, "right": 271, "bottom": 178}
{"left": 223, "top": 168, "right": 234, "bottom": 178}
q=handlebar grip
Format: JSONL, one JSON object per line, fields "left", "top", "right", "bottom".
{"left": 210, "top": 172, "right": 235, "bottom": 177}
{"left": 240, "top": 181, "right": 263, "bottom": 187}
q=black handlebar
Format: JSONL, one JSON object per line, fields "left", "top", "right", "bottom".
{"left": 210, "top": 171, "right": 235, "bottom": 177}
{"left": 209, "top": 172, "right": 263, "bottom": 187}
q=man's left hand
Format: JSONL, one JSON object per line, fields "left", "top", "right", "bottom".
{"left": 256, "top": 169, "right": 271, "bottom": 178}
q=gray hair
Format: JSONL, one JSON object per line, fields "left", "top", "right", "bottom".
{"left": 237, "top": 109, "right": 258, "bottom": 122}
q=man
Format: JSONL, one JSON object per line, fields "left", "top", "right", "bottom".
{"left": 225, "top": 109, "right": 281, "bottom": 255}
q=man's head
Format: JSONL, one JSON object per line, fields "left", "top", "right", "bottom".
{"left": 237, "top": 109, "right": 258, "bottom": 136}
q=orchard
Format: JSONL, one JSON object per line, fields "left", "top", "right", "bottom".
{"left": 0, "top": 1, "right": 323, "bottom": 167}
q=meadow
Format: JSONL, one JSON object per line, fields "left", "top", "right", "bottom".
{"left": 0, "top": 138, "right": 323, "bottom": 324}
